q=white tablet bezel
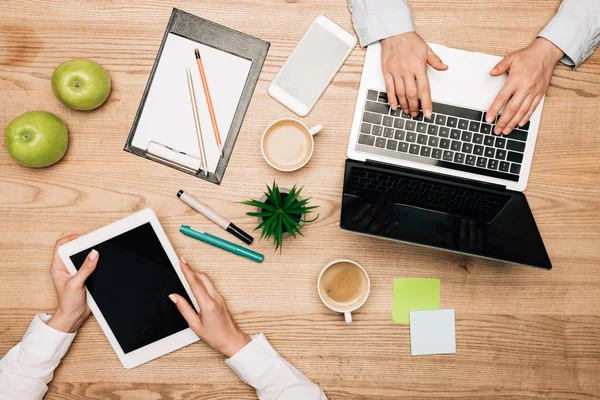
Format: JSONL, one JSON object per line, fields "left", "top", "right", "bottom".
{"left": 57, "top": 208, "right": 200, "bottom": 369}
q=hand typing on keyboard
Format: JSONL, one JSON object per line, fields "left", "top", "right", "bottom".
{"left": 486, "top": 38, "right": 564, "bottom": 135}
{"left": 381, "top": 32, "right": 448, "bottom": 119}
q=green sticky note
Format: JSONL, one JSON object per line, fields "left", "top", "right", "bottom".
{"left": 393, "top": 278, "right": 440, "bottom": 324}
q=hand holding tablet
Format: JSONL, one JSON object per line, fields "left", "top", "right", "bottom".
{"left": 58, "top": 208, "right": 201, "bottom": 368}
{"left": 47, "top": 235, "right": 100, "bottom": 334}
{"left": 56, "top": 208, "right": 253, "bottom": 368}
{"left": 169, "top": 258, "right": 251, "bottom": 357}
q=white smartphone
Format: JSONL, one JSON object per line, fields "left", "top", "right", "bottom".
{"left": 268, "top": 15, "right": 357, "bottom": 117}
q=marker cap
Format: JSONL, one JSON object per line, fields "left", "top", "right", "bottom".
{"left": 227, "top": 223, "right": 254, "bottom": 245}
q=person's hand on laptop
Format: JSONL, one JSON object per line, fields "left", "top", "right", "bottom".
{"left": 486, "top": 37, "right": 564, "bottom": 135}
{"left": 381, "top": 32, "right": 448, "bottom": 118}
{"left": 47, "top": 235, "right": 99, "bottom": 333}
{"left": 169, "top": 258, "right": 251, "bottom": 358}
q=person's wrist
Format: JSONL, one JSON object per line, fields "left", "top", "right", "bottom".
{"left": 533, "top": 37, "right": 564, "bottom": 65}
{"left": 47, "top": 309, "right": 85, "bottom": 333}
{"left": 382, "top": 31, "right": 416, "bottom": 47}
{"left": 220, "top": 331, "right": 251, "bottom": 358}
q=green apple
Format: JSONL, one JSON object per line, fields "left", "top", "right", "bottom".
{"left": 52, "top": 59, "right": 111, "bottom": 111}
{"left": 5, "top": 111, "right": 68, "bottom": 167}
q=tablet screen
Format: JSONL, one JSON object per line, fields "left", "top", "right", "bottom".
{"left": 70, "top": 222, "right": 193, "bottom": 354}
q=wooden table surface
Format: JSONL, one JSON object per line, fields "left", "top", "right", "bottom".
{"left": 1, "top": 1, "right": 599, "bottom": 399}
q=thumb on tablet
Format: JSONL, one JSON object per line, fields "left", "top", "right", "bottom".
{"left": 169, "top": 293, "right": 201, "bottom": 333}
{"left": 71, "top": 249, "right": 99, "bottom": 287}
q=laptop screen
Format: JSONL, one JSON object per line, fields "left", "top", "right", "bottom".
{"left": 341, "top": 160, "right": 551, "bottom": 269}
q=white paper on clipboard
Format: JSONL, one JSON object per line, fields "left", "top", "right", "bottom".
{"left": 132, "top": 33, "right": 252, "bottom": 173}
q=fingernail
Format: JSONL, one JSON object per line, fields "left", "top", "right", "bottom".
{"left": 89, "top": 249, "right": 98, "bottom": 261}
{"left": 169, "top": 294, "right": 178, "bottom": 304}
{"left": 425, "top": 110, "right": 432, "bottom": 119}
{"left": 486, "top": 117, "right": 493, "bottom": 123}
{"left": 494, "top": 128, "right": 501, "bottom": 135}
{"left": 180, "top": 256, "right": 187, "bottom": 264}
{"left": 412, "top": 112, "right": 417, "bottom": 117}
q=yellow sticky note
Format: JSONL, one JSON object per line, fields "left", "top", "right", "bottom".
{"left": 393, "top": 278, "right": 440, "bottom": 324}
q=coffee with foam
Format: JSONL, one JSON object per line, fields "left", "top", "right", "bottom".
{"left": 319, "top": 261, "right": 369, "bottom": 311}
{"left": 262, "top": 119, "right": 312, "bottom": 171}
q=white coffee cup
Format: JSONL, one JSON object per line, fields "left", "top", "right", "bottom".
{"left": 261, "top": 118, "right": 324, "bottom": 172}
{"left": 317, "top": 259, "right": 371, "bottom": 324}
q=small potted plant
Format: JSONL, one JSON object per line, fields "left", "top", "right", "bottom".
{"left": 242, "top": 182, "right": 318, "bottom": 252}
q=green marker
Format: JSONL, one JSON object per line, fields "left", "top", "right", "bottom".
{"left": 180, "top": 225, "right": 264, "bottom": 263}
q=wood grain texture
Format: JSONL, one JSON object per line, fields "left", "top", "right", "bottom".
{"left": 1, "top": 0, "right": 599, "bottom": 399}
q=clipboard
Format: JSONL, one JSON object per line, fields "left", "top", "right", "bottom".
{"left": 124, "top": 8, "right": 270, "bottom": 184}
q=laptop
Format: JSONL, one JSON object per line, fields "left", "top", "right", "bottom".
{"left": 341, "top": 42, "right": 552, "bottom": 270}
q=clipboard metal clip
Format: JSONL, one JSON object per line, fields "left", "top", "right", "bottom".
{"left": 146, "top": 140, "right": 205, "bottom": 175}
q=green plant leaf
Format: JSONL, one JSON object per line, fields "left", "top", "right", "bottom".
{"left": 287, "top": 203, "right": 319, "bottom": 211}
{"left": 274, "top": 213, "right": 283, "bottom": 251}
{"left": 286, "top": 208, "right": 317, "bottom": 215}
{"left": 242, "top": 181, "right": 321, "bottom": 252}
{"left": 272, "top": 182, "right": 282, "bottom": 209}
{"left": 264, "top": 184, "right": 276, "bottom": 211}
{"left": 289, "top": 198, "right": 310, "bottom": 208}
{"left": 293, "top": 224, "right": 304, "bottom": 237}
{"left": 259, "top": 217, "right": 274, "bottom": 240}
{"left": 257, "top": 216, "right": 272, "bottom": 241}
{"left": 262, "top": 216, "right": 278, "bottom": 240}
{"left": 303, "top": 213, "right": 320, "bottom": 223}
{"left": 254, "top": 214, "right": 274, "bottom": 232}
{"left": 281, "top": 212, "right": 300, "bottom": 226}
{"left": 241, "top": 200, "right": 276, "bottom": 213}
{"left": 266, "top": 214, "right": 278, "bottom": 238}
{"left": 265, "top": 184, "right": 273, "bottom": 202}
{"left": 281, "top": 215, "right": 296, "bottom": 239}
{"left": 281, "top": 213, "right": 304, "bottom": 236}
{"left": 282, "top": 185, "right": 302, "bottom": 210}
{"left": 246, "top": 211, "right": 275, "bottom": 218}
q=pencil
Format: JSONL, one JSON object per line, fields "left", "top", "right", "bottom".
{"left": 185, "top": 67, "right": 208, "bottom": 174}
{"left": 194, "top": 48, "right": 223, "bottom": 156}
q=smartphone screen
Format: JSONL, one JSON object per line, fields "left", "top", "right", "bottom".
{"left": 274, "top": 22, "right": 354, "bottom": 107}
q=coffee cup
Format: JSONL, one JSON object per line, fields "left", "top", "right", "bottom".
{"left": 261, "top": 118, "right": 323, "bottom": 172}
{"left": 317, "top": 259, "right": 370, "bottom": 324}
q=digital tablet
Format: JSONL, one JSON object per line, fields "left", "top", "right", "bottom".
{"left": 58, "top": 208, "right": 200, "bottom": 369}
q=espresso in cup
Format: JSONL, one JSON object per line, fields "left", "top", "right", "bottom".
{"left": 261, "top": 118, "right": 323, "bottom": 172}
{"left": 318, "top": 259, "right": 370, "bottom": 323}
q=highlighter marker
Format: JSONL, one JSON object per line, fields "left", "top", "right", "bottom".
{"left": 180, "top": 225, "right": 264, "bottom": 263}
{"left": 177, "top": 190, "right": 253, "bottom": 245}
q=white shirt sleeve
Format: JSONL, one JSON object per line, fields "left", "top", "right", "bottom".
{"left": 226, "top": 333, "right": 327, "bottom": 400}
{"left": 0, "top": 314, "right": 76, "bottom": 400}
{"left": 348, "top": 0, "right": 415, "bottom": 47}
{"left": 538, "top": 0, "right": 600, "bottom": 68}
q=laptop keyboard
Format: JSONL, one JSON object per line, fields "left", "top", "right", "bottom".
{"left": 347, "top": 166, "right": 511, "bottom": 222}
{"left": 356, "top": 89, "right": 530, "bottom": 182}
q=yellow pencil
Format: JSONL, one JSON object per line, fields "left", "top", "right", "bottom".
{"left": 185, "top": 67, "right": 208, "bottom": 174}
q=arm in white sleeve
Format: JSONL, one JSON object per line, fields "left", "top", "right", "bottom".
{"left": 226, "top": 333, "right": 327, "bottom": 400}
{"left": 538, "top": 0, "right": 600, "bottom": 68}
{"left": 0, "top": 314, "right": 76, "bottom": 400}
{"left": 348, "top": 0, "right": 415, "bottom": 47}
